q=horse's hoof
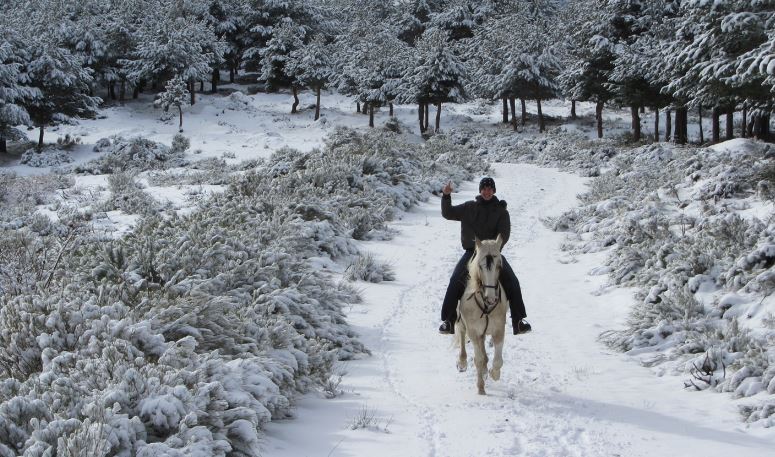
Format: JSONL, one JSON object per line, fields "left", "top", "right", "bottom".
{"left": 489, "top": 368, "right": 501, "bottom": 381}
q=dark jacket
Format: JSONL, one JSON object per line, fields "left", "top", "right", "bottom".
{"left": 441, "top": 194, "right": 510, "bottom": 250}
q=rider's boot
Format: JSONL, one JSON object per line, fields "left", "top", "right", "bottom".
{"left": 438, "top": 320, "right": 454, "bottom": 334}
{"left": 512, "top": 318, "right": 531, "bottom": 335}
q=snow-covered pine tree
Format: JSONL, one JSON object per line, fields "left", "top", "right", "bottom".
{"left": 156, "top": 75, "right": 190, "bottom": 131}
{"left": 259, "top": 20, "right": 306, "bottom": 112}
{"left": 607, "top": 0, "right": 676, "bottom": 142}
{"left": 0, "top": 31, "right": 40, "bottom": 153}
{"left": 559, "top": 0, "right": 617, "bottom": 138}
{"left": 122, "top": 5, "right": 224, "bottom": 105}
{"left": 286, "top": 35, "right": 332, "bottom": 120}
{"left": 203, "top": 0, "right": 252, "bottom": 89}
{"left": 662, "top": 0, "right": 773, "bottom": 143}
{"left": 401, "top": 29, "right": 466, "bottom": 133}
{"left": 23, "top": 38, "right": 100, "bottom": 151}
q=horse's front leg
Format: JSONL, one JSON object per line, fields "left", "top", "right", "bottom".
{"left": 456, "top": 322, "right": 467, "bottom": 372}
{"left": 489, "top": 325, "right": 505, "bottom": 381}
{"left": 472, "top": 333, "right": 488, "bottom": 395}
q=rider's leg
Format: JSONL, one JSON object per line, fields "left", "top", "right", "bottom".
{"left": 500, "top": 256, "right": 527, "bottom": 321}
{"left": 440, "top": 249, "right": 474, "bottom": 323}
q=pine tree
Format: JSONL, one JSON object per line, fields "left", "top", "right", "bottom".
{"left": 559, "top": 0, "right": 617, "bottom": 138}
{"left": 286, "top": 35, "right": 332, "bottom": 120}
{"left": 0, "top": 32, "right": 40, "bottom": 153}
{"left": 23, "top": 39, "right": 100, "bottom": 150}
{"left": 155, "top": 75, "right": 190, "bottom": 131}
{"left": 122, "top": 7, "right": 224, "bottom": 105}
{"left": 402, "top": 29, "right": 466, "bottom": 133}
{"left": 259, "top": 21, "right": 306, "bottom": 112}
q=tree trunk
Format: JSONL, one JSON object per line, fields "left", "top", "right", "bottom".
{"left": 211, "top": 67, "right": 219, "bottom": 93}
{"left": 712, "top": 107, "right": 720, "bottom": 143}
{"left": 742, "top": 104, "right": 747, "bottom": 138}
{"left": 631, "top": 105, "right": 640, "bottom": 141}
{"left": 509, "top": 97, "right": 517, "bottom": 129}
{"left": 0, "top": 137, "right": 6, "bottom": 153}
{"left": 595, "top": 101, "right": 604, "bottom": 138}
{"left": 357, "top": 101, "right": 361, "bottom": 113}
{"left": 520, "top": 98, "right": 527, "bottom": 125}
{"left": 537, "top": 98, "right": 545, "bottom": 133}
{"left": 571, "top": 100, "right": 577, "bottom": 119}
{"left": 38, "top": 125, "right": 45, "bottom": 151}
{"left": 640, "top": 106, "right": 645, "bottom": 114}
{"left": 674, "top": 107, "right": 688, "bottom": 144}
{"left": 178, "top": 106, "right": 183, "bottom": 131}
{"left": 109, "top": 82, "right": 116, "bottom": 100}
{"left": 389, "top": 102, "right": 393, "bottom": 117}
{"left": 654, "top": 107, "right": 660, "bottom": 142}
{"left": 726, "top": 108, "right": 734, "bottom": 140}
{"left": 509, "top": 97, "right": 517, "bottom": 130}
{"left": 435, "top": 102, "right": 442, "bottom": 132}
{"left": 753, "top": 114, "right": 771, "bottom": 140}
{"left": 229, "top": 67, "right": 235, "bottom": 83}
{"left": 291, "top": 86, "right": 299, "bottom": 113}
{"left": 698, "top": 105, "right": 704, "bottom": 144}
{"left": 424, "top": 102, "right": 429, "bottom": 130}
{"left": 189, "top": 81, "right": 196, "bottom": 105}
{"left": 119, "top": 80, "right": 126, "bottom": 101}
{"left": 368, "top": 102, "right": 374, "bottom": 128}
{"left": 133, "top": 85, "right": 140, "bottom": 99}
{"left": 665, "top": 109, "right": 672, "bottom": 141}
{"left": 315, "top": 86, "right": 321, "bottom": 120}
{"left": 418, "top": 102, "right": 424, "bottom": 133}
{"left": 199, "top": 80, "right": 204, "bottom": 92}
{"left": 502, "top": 97, "right": 509, "bottom": 123}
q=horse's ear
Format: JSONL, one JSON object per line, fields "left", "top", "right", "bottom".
{"left": 475, "top": 237, "right": 482, "bottom": 251}
{"left": 495, "top": 234, "right": 503, "bottom": 250}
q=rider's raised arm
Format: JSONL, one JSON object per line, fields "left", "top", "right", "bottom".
{"left": 441, "top": 194, "right": 465, "bottom": 221}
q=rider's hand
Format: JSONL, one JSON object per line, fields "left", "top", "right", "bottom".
{"left": 442, "top": 181, "right": 452, "bottom": 195}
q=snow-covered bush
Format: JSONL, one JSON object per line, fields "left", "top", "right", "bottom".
{"left": 497, "top": 131, "right": 775, "bottom": 425}
{"left": 345, "top": 253, "right": 395, "bottom": 283}
{"left": 170, "top": 134, "right": 190, "bottom": 154}
{"left": 74, "top": 137, "right": 188, "bottom": 174}
{"left": 98, "top": 173, "right": 160, "bottom": 216}
{"left": 20, "top": 147, "right": 73, "bottom": 168}
{"left": 0, "top": 127, "right": 486, "bottom": 453}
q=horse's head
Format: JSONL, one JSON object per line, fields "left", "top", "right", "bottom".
{"left": 469, "top": 235, "right": 504, "bottom": 308}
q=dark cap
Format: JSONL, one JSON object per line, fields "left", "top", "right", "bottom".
{"left": 479, "top": 177, "right": 496, "bottom": 192}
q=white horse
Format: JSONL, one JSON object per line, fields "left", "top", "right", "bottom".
{"left": 455, "top": 235, "right": 508, "bottom": 395}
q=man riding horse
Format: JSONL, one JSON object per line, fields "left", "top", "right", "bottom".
{"left": 438, "top": 176, "right": 532, "bottom": 335}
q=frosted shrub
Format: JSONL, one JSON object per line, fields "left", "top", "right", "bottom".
{"left": 74, "top": 137, "right": 188, "bottom": 174}
{"left": 345, "top": 253, "right": 396, "bottom": 283}
{"left": 0, "top": 127, "right": 485, "bottom": 453}
{"left": 170, "top": 134, "right": 190, "bottom": 154}
{"left": 98, "top": 173, "right": 159, "bottom": 216}
{"left": 20, "top": 147, "right": 73, "bottom": 168}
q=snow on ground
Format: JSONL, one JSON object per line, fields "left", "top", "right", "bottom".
{"left": 263, "top": 164, "right": 775, "bottom": 457}
{"left": 3, "top": 87, "right": 774, "bottom": 455}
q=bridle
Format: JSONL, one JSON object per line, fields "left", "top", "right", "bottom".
{"left": 465, "top": 263, "right": 502, "bottom": 334}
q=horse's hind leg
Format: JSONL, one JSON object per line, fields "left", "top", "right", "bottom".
{"left": 472, "top": 334, "right": 488, "bottom": 395}
{"left": 456, "top": 323, "right": 467, "bottom": 372}
{"left": 489, "top": 327, "right": 505, "bottom": 381}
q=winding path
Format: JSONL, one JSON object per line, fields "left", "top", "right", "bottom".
{"left": 263, "top": 163, "right": 775, "bottom": 457}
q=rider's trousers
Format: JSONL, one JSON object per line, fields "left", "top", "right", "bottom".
{"left": 440, "top": 249, "right": 528, "bottom": 324}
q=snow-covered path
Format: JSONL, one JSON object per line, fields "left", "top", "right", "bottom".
{"left": 263, "top": 163, "right": 775, "bottom": 457}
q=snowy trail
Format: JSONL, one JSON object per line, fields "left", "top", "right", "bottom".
{"left": 263, "top": 163, "right": 775, "bottom": 457}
